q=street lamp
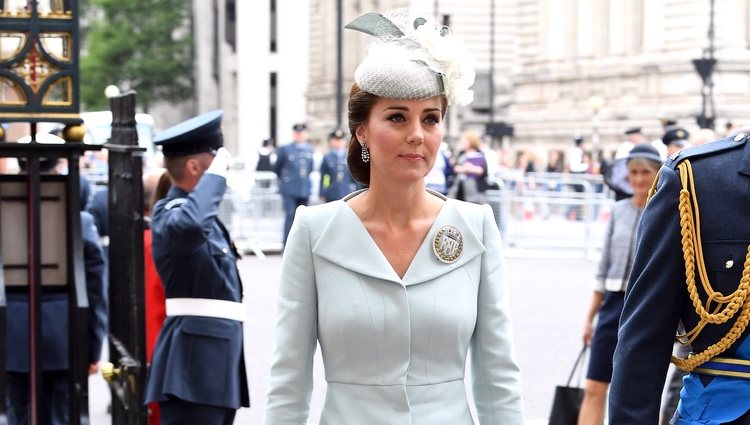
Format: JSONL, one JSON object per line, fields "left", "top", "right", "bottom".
{"left": 588, "top": 95, "right": 605, "bottom": 161}
{"left": 104, "top": 84, "right": 120, "bottom": 99}
{"left": 693, "top": 0, "right": 716, "bottom": 129}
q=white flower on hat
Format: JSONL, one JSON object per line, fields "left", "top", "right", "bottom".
{"left": 411, "top": 22, "right": 476, "bottom": 106}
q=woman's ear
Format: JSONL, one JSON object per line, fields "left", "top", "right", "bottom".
{"left": 355, "top": 125, "right": 367, "bottom": 143}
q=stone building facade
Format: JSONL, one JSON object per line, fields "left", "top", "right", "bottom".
{"left": 160, "top": 1, "right": 750, "bottom": 168}
{"left": 512, "top": 0, "right": 750, "bottom": 160}
{"left": 306, "top": 0, "right": 750, "bottom": 165}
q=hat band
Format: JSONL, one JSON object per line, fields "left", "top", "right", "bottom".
{"left": 161, "top": 134, "right": 223, "bottom": 158}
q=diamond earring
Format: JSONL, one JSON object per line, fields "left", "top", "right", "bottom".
{"left": 360, "top": 141, "right": 369, "bottom": 163}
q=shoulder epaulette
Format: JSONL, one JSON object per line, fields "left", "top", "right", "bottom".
{"left": 164, "top": 198, "right": 188, "bottom": 210}
{"left": 665, "top": 133, "right": 748, "bottom": 169}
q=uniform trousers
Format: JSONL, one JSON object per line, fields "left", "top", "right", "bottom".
{"left": 6, "top": 370, "right": 69, "bottom": 425}
{"left": 281, "top": 195, "right": 307, "bottom": 247}
{"left": 159, "top": 397, "right": 236, "bottom": 425}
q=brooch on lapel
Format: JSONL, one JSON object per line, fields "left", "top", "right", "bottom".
{"left": 433, "top": 225, "right": 463, "bottom": 264}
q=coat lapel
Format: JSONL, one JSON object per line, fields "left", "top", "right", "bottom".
{"left": 312, "top": 202, "right": 402, "bottom": 283}
{"left": 312, "top": 199, "right": 486, "bottom": 286}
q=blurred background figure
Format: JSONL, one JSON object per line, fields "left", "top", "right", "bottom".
{"left": 546, "top": 149, "right": 565, "bottom": 173}
{"left": 568, "top": 134, "right": 588, "bottom": 174}
{"left": 318, "top": 129, "right": 357, "bottom": 202}
{"left": 578, "top": 143, "right": 662, "bottom": 425}
{"left": 255, "top": 138, "right": 277, "bottom": 190}
{"left": 425, "top": 141, "right": 453, "bottom": 195}
{"left": 274, "top": 123, "right": 314, "bottom": 247}
{"left": 516, "top": 150, "right": 538, "bottom": 175}
{"left": 566, "top": 134, "right": 589, "bottom": 220}
{"left": 652, "top": 117, "right": 678, "bottom": 160}
{"left": 614, "top": 127, "right": 645, "bottom": 159}
{"left": 662, "top": 126, "right": 691, "bottom": 157}
{"left": 448, "top": 130, "right": 489, "bottom": 203}
{"left": 691, "top": 128, "right": 719, "bottom": 146}
{"left": 256, "top": 138, "right": 276, "bottom": 172}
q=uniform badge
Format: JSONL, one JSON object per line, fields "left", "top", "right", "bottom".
{"left": 433, "top": 225, "right": 463, "bottom": 264}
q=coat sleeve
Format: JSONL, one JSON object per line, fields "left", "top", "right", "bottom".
{"left": 318, "top": 157, "right": 330, "bottom": 198}
{"left": 470, "top": 204, "right": 525, "bottom": 425}
{"left": 595, "top": 205, "right": 616, "bottom": 291}
{"left": 273, "top": 146, "right": 285, "bottom": 177}
{"left": 154, "top": 173, "right": 227, "bottom": 255}
{"left": 609, "top": 166, "right": 685, "bottom": 424}
{"left": 264, "top": 206, "right": 318, "bottom": 424}
{"left": 81, "top": 212, "right": 108, "bottom": 364}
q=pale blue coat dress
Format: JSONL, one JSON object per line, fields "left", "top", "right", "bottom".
{"left": 264, "top": 191, "right": 524, "bottom": 425}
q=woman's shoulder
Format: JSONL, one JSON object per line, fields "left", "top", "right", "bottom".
{"left": 612, "top": 198, "right": 635, "bottom": 210}
{"left": 446, "top": 198, "right": 492, "bottom": 227}
{"left": 610, "top": 198, "right": 637, "bottom": 217}
{"left": 296, "top": 200, "right": 347, "bottom": 222}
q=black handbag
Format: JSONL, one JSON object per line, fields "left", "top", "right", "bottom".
{"left": 548, "top": 346, "right": 587, "bottom": 425}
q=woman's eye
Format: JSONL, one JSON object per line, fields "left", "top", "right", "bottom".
{"left": 424, "top": 115, "right": 440, "bottom": 125}
{"left": 387, "top": 114, "right": 405, "bottom": 123}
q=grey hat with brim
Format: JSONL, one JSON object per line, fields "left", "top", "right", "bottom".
{"left": 627, "top": 143, "right": 662, "bottom": 164}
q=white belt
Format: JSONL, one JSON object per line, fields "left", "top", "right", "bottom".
{"left": 166, "top": 298, "right": 246, "bottom": 322}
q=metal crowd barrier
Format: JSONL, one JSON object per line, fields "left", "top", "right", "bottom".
{"left": 486, "top": 172, "right": 614, "bottom": 257}
{"left": 219, "top": 171, "right": 615, "bottom": 258}
{"left": 220, "top": 172, "right": 285, "bottom": 257}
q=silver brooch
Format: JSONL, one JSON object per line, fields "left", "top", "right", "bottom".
{"left": 433, "top": 225, "right": 463, "bottom": 264}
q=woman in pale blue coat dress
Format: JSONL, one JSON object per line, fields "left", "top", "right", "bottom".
{"left": 264, "top": 9, "right": 525, "bottom": 425}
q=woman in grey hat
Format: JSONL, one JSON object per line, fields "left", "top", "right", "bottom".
{"left": 264, "top": 9, "right": 524, "bottom": 425}
{"left": 578, "top": 143, "right": 662, "bottom": 425}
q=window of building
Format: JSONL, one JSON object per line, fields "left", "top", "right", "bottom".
{"left": 212, "top": 0, "right": 219, "bottom": 81}
{"left": 270, "top": 72, "right": 278, "bottom": 143}
{"left": 270, "top": 0, "right": 277, "bottom": 52}
{"left": 225, "top": 0, "right": 236, "bottom": 52}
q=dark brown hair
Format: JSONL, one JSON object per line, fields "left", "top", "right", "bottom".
{"left": 346, "top": 84, "right": 449, "bottom": 186}
{"left": 151, "top": 171, "right": 172, "bottom": 210}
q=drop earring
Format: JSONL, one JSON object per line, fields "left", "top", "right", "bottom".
{"left": 360, "top": 141, "right": 370, "bottom": 163}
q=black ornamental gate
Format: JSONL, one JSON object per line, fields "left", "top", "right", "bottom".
{"left": 100, "top": 92, "right": 148, "bottom": 425}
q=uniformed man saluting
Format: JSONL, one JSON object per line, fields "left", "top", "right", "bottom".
{"left": 609, "top": 131, "right": 750, "bottom": 424}
{"left": 143, "top": 110, "right": 249, "bottom": 424}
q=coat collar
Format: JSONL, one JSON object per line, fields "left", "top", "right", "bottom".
{"left": 311, "top": 196, "right": 486, "bottom": 286}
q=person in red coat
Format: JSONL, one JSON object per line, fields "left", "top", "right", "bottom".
{"left": 143, "top": 169, "right": 169, "bottom": 425}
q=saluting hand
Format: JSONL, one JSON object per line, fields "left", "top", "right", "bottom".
{"left": 206, "top": 147, "right": 232, "bottom": 178}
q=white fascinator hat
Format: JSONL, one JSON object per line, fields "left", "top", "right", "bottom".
{"left": 345, "top": 9, "right": 476, "bottom": 107}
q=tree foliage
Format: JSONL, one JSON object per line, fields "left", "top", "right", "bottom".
{"left": 80, "top": 0, "right": 194, "bottom": 111}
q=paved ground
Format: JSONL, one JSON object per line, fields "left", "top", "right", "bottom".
{"left": 89, "top": 249, "right": 597, "bottom": 424}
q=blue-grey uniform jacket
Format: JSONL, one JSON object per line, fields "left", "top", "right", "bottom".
{"left": 274, "top": 142, "right": 313, "bottom": 198}
{"left": 318, "top": 150, "right": 356, "bottom": 201}
{"left": 144, "top": 173, "right": 249, "bottom": 409}
{"left": 610, "top": 134, "right": 750, "bottom": 424}
{"left": 6, "top": 211, "right": 108, "bottom": 372}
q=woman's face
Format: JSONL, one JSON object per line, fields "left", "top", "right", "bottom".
{"left": 356, "top": 96, "right": 444, "bottom": 185}
{"left": 627, "top": 160, "right": 659, "bottom": 198}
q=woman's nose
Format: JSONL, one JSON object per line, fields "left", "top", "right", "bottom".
{"left": 406, "top": 121, "right": 424, "bottom": 144}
